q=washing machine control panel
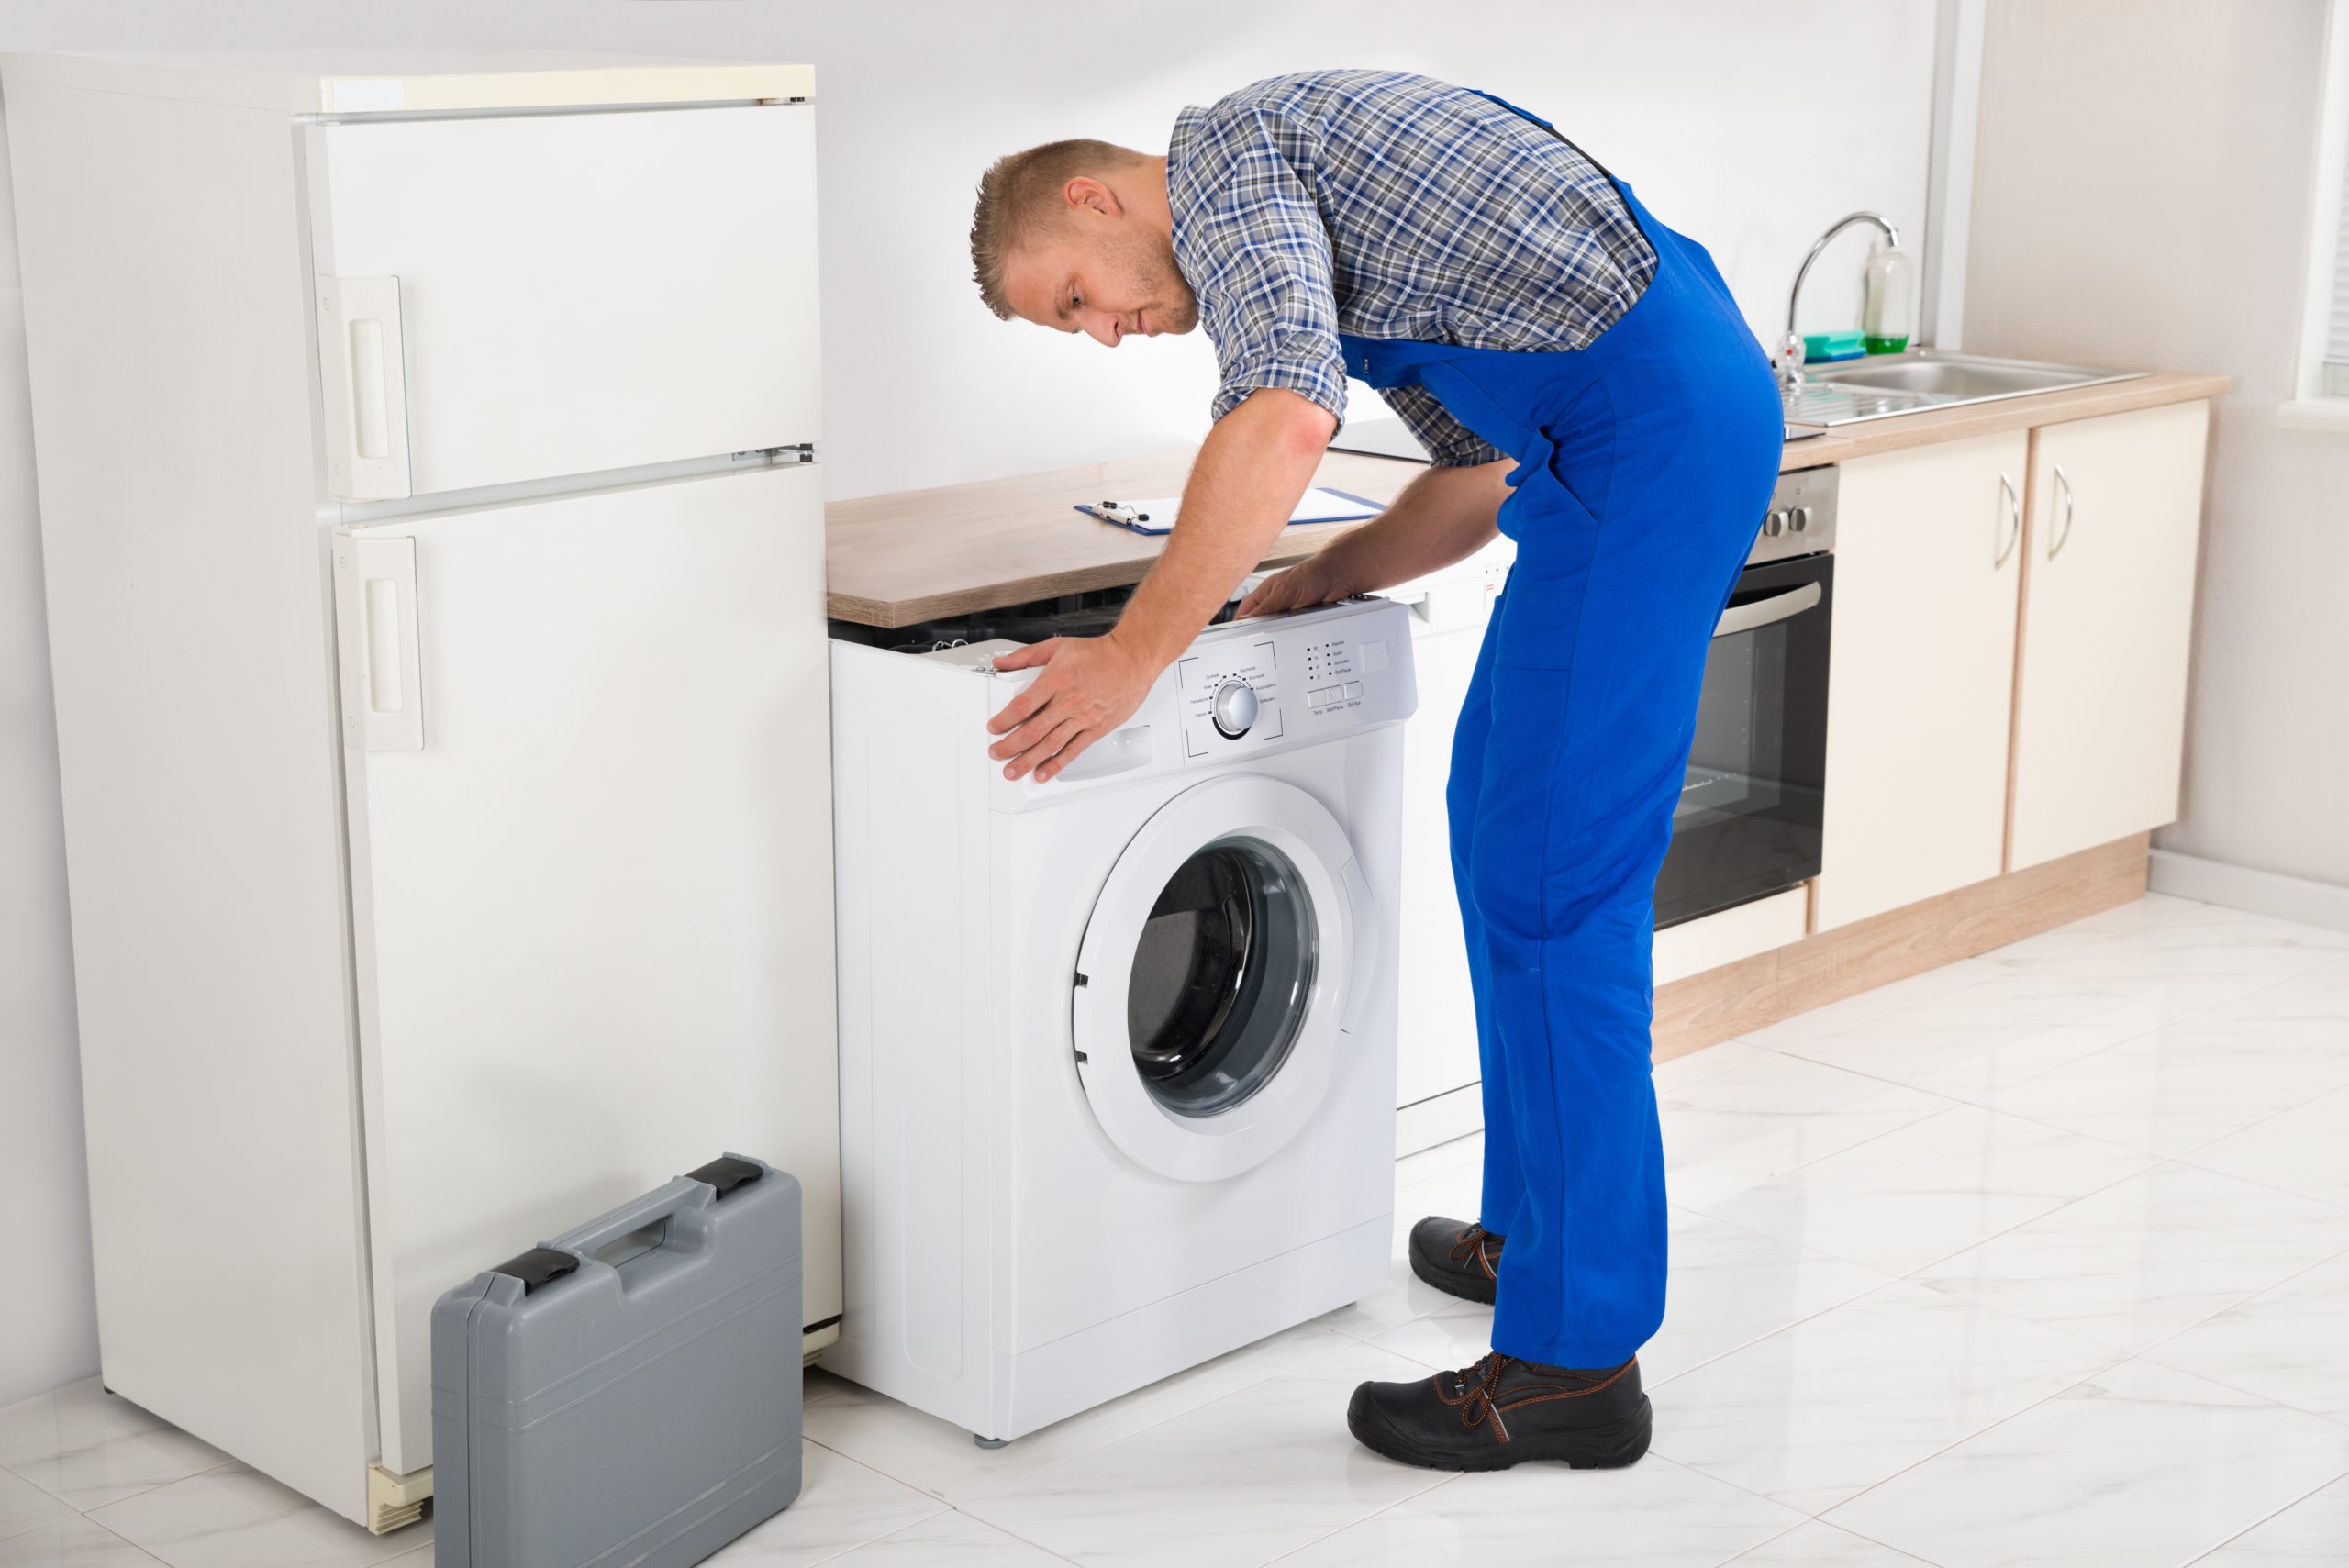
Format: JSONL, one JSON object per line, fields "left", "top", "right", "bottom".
{"left": 1176, "top": 637, "right": 1284, "bottom": 758}
{"left": 1174, "top": 601, "right": 1413, "bottom": 761}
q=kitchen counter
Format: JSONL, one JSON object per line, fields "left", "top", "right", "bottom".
{"left": 825, "top": 369, "right": 2230, "bottom": 628}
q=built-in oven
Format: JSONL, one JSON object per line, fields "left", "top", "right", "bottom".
{"left": 1653, "top": 466, "right": 1835, "bottom": 929}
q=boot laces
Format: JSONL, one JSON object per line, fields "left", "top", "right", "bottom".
{"left": 1440, "top": 1351, "right": 1513, "bottom": 1432}
{"left": 1446, "top": 1225, "right": 1501, "bottom": 1276}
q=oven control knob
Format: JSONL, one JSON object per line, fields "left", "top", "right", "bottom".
{"left": 1763, "top": 509, "right": 1787, "bottom": 538}
{"left": 1211, "top": 679, "right": 1259, "bottom": 740}
{"left": 1792, "top": 505, "right": 1812, "bottom": 532}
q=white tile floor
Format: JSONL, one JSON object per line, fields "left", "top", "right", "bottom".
{"left": 4, "top": 893, "right": 2345, "bottom": 1568}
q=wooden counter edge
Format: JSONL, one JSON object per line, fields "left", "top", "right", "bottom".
{"left": 828, "top": 370, "right": 2233, "bottom": 627}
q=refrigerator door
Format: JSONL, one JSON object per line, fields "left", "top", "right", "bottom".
{"left": 307, "top": 105, "right": 818, "bottom": 500}
{"left": 334, "top": 463, "right": 840, "bottom": 1475}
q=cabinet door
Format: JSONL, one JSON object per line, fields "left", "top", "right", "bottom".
{"left": 2009, "top": 401, "right": 2210, "bottom": 870}
{"left": 1814, "top": 430, "right": 2027, "bottom": 930}
{"left": 334, "top": 464, "right": 840, "bottom": 1474}
{"left": 307, "top": 105, "right": 818, "bottom": 499}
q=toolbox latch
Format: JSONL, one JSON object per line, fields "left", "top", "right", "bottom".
{"left": 686, "top": 1155, "right": 765, "bottom": 1199}
{"left": 492, "top": 1246, "right": 582, "bottom": 1295}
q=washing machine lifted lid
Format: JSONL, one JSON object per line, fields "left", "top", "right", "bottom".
{"left": 1072, "top": 773, "right": 1381, "bottom": 1185}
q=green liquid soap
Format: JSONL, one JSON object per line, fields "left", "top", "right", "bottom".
{"left": 1864, "top": 335, "right": 1909, "bottom": 355}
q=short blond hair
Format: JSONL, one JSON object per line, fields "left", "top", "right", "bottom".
{"left": 970, "top": 139, "right": 1148, "bottom": 319}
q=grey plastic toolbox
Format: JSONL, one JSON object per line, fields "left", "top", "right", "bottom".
{"left": 431, "top": 1153, "right": 803, "bottom": 1567}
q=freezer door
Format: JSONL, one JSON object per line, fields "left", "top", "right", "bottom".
{"left": 336, "top": 464, "right": 841, "bottom": 1474}
{"left": 308, "top": 105, "right": 818, "bottom": 499}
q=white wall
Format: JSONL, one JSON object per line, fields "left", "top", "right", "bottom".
{"left": 0, "top": 147, "right": 96, "bottom": 1410}
{"left": 1965, "top": 0, "right": 2349, "bottom": 890}
{"left": 0, "top": 1, "right": 1940, "bottom": 1406}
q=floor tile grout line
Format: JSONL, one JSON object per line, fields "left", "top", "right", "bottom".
{"left": 2122, "top": 1238, "right": 2349, "bottom": 1396}
{"left": 1810, "top": 1326, "right": 2349, "bottom": 1543}
{"left": 1710, "top": 1513, "right": 1816, "bottom": 1568}
{"left": 810, "top": 1327, "right": 1375, "bottom": 1508}
{"left": 1753, "top": 927, "right": 2349, "bottom": 1100}
{"left": 2176, "top": 1463, "right": 2349, "bottom": 1566}
{"left": 950, "top": 1335, "right": 1426, "bottom": 1506}
{"left": 1793, "top": 1344, "right": 2138, "bottom": 1528}
{"left": 1861, "top": 1151, "right": 2185, "bottom": 1285}
{"left": 936, "top": 1502, "right": 1092, "bottom": 1566}
{"left": 1674, "top": 1098, "right": 2166, "bottom": 1281}
{"left": 1666, "top": 1084, "right": 1965, "bottom": 1207}
{"left": 1799, "top": 1512, "right": 1959, "bottom": 1567}
{"left": 1892, "top": 1159, "right": 2349, "bottom": 1355}
{"left": 2166, "top": 1082, "right": 2349, "bottom": 1189}
{"left": 1247, "top": 1469, "right": 1462, "bottom": 1568}
{"left": 45, "top": 1509, "right": 173, "bottom": 1565}
{"left": 63, "top": 1456, "right": 242, "bottom": 1521}
{"left": 1659, "top": 1275, "right": 2152, "bottom": 1514}
{"left": 792, "top": 1442, "right": 953, "bottom": 1564}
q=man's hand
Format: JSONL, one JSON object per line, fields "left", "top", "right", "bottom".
{"left": 985, "top": 631, "right": 1158, "bottom": 783}
{"left": 1236, "top": 554, "right": 1352, "bottom": 619}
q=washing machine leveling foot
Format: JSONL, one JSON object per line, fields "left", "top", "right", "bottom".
{"left": 974, "top": 1434, "right": 1008, "bottom": 1450}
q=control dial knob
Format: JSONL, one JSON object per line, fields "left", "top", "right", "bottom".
{"left": 1210, "top": 679, "right": 1259, "bottom": 740}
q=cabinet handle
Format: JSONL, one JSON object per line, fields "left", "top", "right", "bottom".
{"left": 2049, "top": 464, "right": 2076, "bottom": 559}
{"left": 1996, "top": 472, "right": 2021, "bottom": 567}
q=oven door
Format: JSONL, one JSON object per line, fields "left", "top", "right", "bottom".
{"left": 1654, "top": 551, "right": 1832, "bottom": 929}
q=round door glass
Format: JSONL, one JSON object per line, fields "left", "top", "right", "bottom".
{"left": 1125, "top": 836, "right": 1319, "bottom": 1118}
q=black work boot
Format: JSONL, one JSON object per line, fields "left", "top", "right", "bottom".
{"left": 1407, "top": 1216, "right": 1504, "bottom": 1305}
{"left": 1346, "top": 1353, "right": 1651, "bottom": 1472}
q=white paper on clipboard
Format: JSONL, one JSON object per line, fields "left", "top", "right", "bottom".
{"left": 1074, "top": 486, "right": 1383, "bottom": 537}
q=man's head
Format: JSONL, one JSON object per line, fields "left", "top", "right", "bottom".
{"left": 970, "top": 139, "right": 1198, "bottom": 346}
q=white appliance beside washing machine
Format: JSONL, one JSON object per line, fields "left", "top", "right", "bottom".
{"left": 828, "top": 597, "right": 1416, "bottom": 1442}
{"left": 1383, "top": 536, "right": 1516, "bottom": 1154}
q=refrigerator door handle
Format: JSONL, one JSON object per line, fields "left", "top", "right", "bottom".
{"left": 317, "top": 275, "right": 414, "bottom": 502}
{"left": 332, "top": 533, "right": 425, "bottom": 751}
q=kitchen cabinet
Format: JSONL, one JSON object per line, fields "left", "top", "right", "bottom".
{"left": 2008, "top": 401, "right": 2210, "bottom": 869}
{"left": 1814, "top": 429, "right": 2028, "bottom": 930}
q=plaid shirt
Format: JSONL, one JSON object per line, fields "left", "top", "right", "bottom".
{"left": 1166, "top": 71, "right": 1657, "bottom": 467}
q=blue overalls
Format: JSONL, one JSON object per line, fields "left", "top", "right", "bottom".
{"left": 1340, "top": 117, "right": 1783, "bottom": 1368}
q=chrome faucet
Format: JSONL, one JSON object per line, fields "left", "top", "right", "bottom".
{"left": 1780, "top": 211, "right": 1903, "bottom": 387}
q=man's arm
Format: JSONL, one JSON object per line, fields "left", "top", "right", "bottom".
{"left": 985, "top": 386, "right": 1330, "bottom": 782}
{"left": 1111, "top": 387, "right": 1334, "bottom": 666}
{"left": 1236, "top": 459, "right": 1510, "bottom": 618}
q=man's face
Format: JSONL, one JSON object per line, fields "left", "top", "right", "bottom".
{"left": 999, "top": 180, "right": 1198, "bottom": 347}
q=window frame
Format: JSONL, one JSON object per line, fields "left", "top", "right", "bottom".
{"left": 2283, "top": 0, "right": 2349, "bottom": 428}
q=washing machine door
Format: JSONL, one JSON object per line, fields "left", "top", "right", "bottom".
{"left": 1073, "top": 773, "right": 1380, "bottom": 1184}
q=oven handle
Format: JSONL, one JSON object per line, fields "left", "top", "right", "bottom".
{"left": 1713, "top": 581, "right": 1822, "bottom": 639}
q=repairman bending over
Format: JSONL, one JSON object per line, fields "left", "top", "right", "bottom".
{"left": 967, "top": 69, "right": 1782, "bottom": 1471}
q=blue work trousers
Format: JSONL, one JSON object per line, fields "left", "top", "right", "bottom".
{"left": 1341, "top": 178, "right": 1782, "bottom": 1366}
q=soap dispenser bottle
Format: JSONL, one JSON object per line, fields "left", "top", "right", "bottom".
{"left": 1862, "top": 242, "right": 1914, "bottom": 354}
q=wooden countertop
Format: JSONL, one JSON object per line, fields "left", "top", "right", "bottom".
{"left": 825, "top": 369, "right": 2232, "bottom": 628}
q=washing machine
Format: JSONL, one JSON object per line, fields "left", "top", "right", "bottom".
{"left": 826, "top": 595, "right": 1416, "bottom": 1442}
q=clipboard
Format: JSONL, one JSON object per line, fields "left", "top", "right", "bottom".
{"left": 1075, "top": 486, "right": 1384, "bottom": 537}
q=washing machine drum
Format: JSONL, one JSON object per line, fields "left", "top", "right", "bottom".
{"left": 1074, "top": 774, "right": 1380, "bottom": 1184}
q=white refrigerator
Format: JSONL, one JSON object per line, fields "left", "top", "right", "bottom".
{"left": 4, "top": 51, "right": 840, "bottom": 1530}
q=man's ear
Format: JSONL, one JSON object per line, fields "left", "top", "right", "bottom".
{"left": 1063, "top": 175, "right": 1122, "bottom": 220}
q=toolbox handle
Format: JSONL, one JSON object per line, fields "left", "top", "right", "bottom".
{"left": 541, "top": 1156, "right": 769, "bottom": 1282}
{"left": 548, "top": 1182, "right": 713, "bottom": 1278}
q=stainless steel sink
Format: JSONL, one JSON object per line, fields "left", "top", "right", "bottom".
{"left": 1783, "top": 350, "right": 2145, "bottom": 428}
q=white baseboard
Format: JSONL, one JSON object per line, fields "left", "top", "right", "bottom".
{"left": 2148, "top": 849, "right": 2349, "bottom": 935}
{"left": 1396, "top": 1083, "right": 1483, "bottom": 1157}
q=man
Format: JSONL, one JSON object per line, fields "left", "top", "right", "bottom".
{"left": 969, "top": 70, "right": 1782, "bottom": 1470}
